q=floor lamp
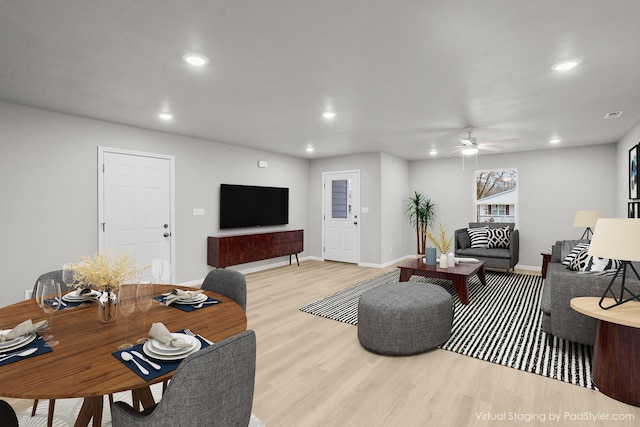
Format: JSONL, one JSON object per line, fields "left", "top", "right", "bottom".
{"left": 572, "top": 210, "right": 600, "bottom": 240}
{"left": 588, "top": 218, "right": 640, "bottom": 309}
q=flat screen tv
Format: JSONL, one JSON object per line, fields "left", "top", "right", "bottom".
{"left": 219, "top": 184, "right": 289, "bottom": 229}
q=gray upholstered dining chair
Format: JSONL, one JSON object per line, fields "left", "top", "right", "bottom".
{"left": 111, "top": 330, "right": 256, "bottom": 427}
{"left": 30, "top": 270, "right": 75, "bottom": 423}
{"left": 201, "top": 269, "right": 247, "bottom": 312}
{"left": 0, "top": 400, "right": 19, "bottom": 427}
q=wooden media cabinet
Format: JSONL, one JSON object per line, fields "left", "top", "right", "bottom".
{"left": 207, "top": 229, "right": 303, "bottom": 268}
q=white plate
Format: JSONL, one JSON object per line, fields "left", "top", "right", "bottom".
{"left": 143, "top": 338, "right": 202, "bottom": 361}
{"left": 0, "top": 330, "right": 33, "bottom": 349}
{"left": 174, "top": 294, "right": 208, "bottom": 304}
{"left": 0, "top": 332, "right": 37, "bottom": 352}
{"left": 63, "top": 290, "right": 101, "bottom": 302}
{"left": 149, "top": 333, "right": 197, "bottom": 355}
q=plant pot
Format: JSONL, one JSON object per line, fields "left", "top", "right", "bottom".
{"left": 98, "top": 287, "right": 118, "bottom": 323}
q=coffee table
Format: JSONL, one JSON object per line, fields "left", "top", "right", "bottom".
{"left": 397, "top": 258, "right": 487, "bottom": 304}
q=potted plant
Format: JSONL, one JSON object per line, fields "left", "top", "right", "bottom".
{"left": 404, "top": 191, "right": 437, "bottom": 255}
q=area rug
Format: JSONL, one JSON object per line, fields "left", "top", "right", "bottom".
{"left": 300, "top": 270, "right": 595, "bottom": 389}
{"left": 17, "top": 383, "right": 266, "bottom": 426}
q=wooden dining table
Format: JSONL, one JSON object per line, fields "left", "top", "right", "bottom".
{"left": 0, "top": 284, "right": 247, "bottom": 427}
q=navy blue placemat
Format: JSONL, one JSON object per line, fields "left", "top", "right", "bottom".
{"left": 154, "top": 296, "right": 222, "bottom": 312}
{"left": 0, "top": 334, "right": 53, "bottom": 366}
{"left": 112, "top": 331, "right": 211, "bottom": 381}
{"left": 60, "top": 299, "right": 98, "bottom": 310}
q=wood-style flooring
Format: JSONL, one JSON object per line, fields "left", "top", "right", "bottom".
{"left": 4, "top": 260, "right": 640, "bottom": 426}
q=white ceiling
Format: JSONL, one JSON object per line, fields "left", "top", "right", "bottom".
{"left": 2, "top": 1, "right": 640, "bottom": 160}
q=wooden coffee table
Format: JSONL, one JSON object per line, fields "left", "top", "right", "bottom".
{"left": 396, "top": 259, "right": 487, "bottom": 304}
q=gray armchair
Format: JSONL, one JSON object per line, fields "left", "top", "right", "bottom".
{"left": 112, "top": 330, "right": 256, "bottom": 427}
{"left": 201, "top": 269, "right": 247, "bottom": 312}
{"left": 454, "top": 222, "right": 519, "bottom": 272}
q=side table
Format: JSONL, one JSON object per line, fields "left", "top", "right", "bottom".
{"left": 541, "top": 252, "right": 551, "bottom": 279}
{"left": 570, "top": 297, "right": 640, "bottom": 407}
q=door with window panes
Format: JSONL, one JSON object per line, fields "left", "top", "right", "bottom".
{"left": 323, "top": 171, "right": 360, "bottom": 263}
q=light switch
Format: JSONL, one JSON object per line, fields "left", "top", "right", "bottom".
{"left": 361, "top": 207, "right": 369, "bottom": 213}
{"left": 193, "top": 208, "right": 205, "bottom": 216}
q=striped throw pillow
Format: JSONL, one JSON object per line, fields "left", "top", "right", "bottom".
{"left": 584, "top": 256, "right": 622, "bottom": 272}
{"left": 467, "top": 227, "right": 489, "bottom": 248}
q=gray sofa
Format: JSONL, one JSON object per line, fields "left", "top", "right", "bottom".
{"left": 540, "top": 240, "right": 640, "bottom": 346}
{"left": 454, "top": 222, "right": 519, "bottom": 272}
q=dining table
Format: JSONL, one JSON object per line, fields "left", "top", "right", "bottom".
{"left": 0, "top": 284, "right": 247, "bottom": 427}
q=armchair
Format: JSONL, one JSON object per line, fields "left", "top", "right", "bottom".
{"left": 454, "top": 222, "right": 519, "bottom": 272}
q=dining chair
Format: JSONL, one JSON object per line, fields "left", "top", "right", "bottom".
{"left": 201, "top": 269, "right": 247, "bottom": 312}
{"left": 30, "top": 270, "right": 72, "bottom": 425}
{"left": 0, "top": 399, "right": 19, "bottom": 427}
{"left": 112, "top": 330, "right": 256, "bottom": 427}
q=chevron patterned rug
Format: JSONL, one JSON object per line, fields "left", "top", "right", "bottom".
{"left": 300, "top": 270, "right": 594, "bottom": 389}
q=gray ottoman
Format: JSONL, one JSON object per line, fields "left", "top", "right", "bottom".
{"left": 357, "top": 282, "right": 453, "bottom": 355}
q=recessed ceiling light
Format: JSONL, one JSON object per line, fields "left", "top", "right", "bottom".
{"left": 158, "top": 112, "right": 174, "bottom": 121}
{"left": 182, "top": 52, "right": 209, "bottom": 66}
{"left": 461, "top": 147, "right": 478, "bottom": 156}
{"left": 322, "top": 111, "right": 336, "bottom": 120}
{"left": 430, "top": 149, "right": 438, "bottom": 155}
{"left": 551, "top": 59, "right": 582, "bottom": 71}
{"left": 306, "top": 147, "right": 315, "bottom": 153}
{"left": 549, "top": 138, "right": 561, "bottom": 144}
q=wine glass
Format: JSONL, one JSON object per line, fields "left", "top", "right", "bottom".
{"left": 117, "top": 284, "right": 136, "bottom": 350}
{"left": 62, "top": 264, "right": 75, "bottom": 293}
{"left": 135, "top": 283, "right": 154, "bottom": 343}
{"left": 151, "top": 259, "right": 163, "bottom": 283}
{"left": 37, "top": 280, "right": 61, "bottom": 347}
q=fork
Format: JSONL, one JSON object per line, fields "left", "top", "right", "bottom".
{"left": 184, "top": 329, "right": 213, "bottom": 345}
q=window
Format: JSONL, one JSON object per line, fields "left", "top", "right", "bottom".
{"left": 474, "top": 169, "right": 518, "bottom": 224}
{"left": 331, "top": 179, "right": 353, "bottom": 219}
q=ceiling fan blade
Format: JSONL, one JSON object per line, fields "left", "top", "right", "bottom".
{"left": 448, "top": 147, "right": 464, "bottom": 155}
{"left": 478, "top": 138, "right": 519, "bottom": 145}
{"left": 478, "top": 144, "right": 502, "bottom": 152}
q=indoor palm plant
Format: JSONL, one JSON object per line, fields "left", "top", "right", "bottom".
{"left": 404, "top": 191, "right": 437, "bottom": 255}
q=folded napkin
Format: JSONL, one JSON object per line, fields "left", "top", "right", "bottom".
{"left": 149, "top": 322, "right": 192, "bottom": 348}
{"left": 164, "top": 288, "right": 203, "bottom": 306}
{"left": 0, "top": 319, "right": 48, "bottom": 342}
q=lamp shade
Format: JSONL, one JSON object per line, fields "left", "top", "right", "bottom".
{"left": 588, "top": 218, "right": 640, "bottom": 262}
{"left": 572, "top": 210, "right": 601, "bottom": 228}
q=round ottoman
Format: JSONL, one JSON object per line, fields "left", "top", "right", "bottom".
{"left": 357, "top": 282, "right": 453, "bottom": 355}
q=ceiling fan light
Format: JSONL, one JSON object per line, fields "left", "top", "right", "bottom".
{"left": 461, "top": 147, "right": 478, "bottom": 155}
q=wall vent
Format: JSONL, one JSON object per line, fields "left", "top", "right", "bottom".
{"left": 604, "top": 111, "right": 623, "bottom": 119}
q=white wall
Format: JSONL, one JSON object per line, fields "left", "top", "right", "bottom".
{"left": 0, "top": 102, "right": 310, "bottom": 304}
{"left": 409, "top": 143, "right": 617, "bottom": 269}
{"left": 380, "top": 153, "right": 410, "bottom": 265}
{"left": 616, "top": 121, "right": 640, "bottom": 217}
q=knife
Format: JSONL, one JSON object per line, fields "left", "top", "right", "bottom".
{"left": 131, "top": 350, "right": 162, "bottom": 370}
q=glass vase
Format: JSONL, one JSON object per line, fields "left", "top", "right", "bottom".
{"left": 98, "top": 286, "right": 119, "bottom": 323}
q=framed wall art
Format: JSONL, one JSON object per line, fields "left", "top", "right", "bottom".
{"left": 629, "top": 144, "right": 639, "bottom": 199}
{"left": 629, "top": 202, "right": 640, "bottom": 218}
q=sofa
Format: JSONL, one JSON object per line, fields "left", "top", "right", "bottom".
{"left": 454, "top": 222, "right": 519, "bottom": 272}
{"left": 540, "top": 239, "right": 640, "bottom": 346}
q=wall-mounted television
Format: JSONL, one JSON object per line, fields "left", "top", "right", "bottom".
{"left": 219, "top": 184, "right": 289, "bottom": 229}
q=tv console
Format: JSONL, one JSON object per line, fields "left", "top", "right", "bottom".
{"left": 207, "top": 229, "right": 303, "bottom": 268}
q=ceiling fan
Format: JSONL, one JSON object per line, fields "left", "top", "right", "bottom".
{"left": 449, "top": 127, "right": 515, "bottom": 155}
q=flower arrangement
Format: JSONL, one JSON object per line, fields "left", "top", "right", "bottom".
{"left": 65, "top": 250, "right": 147, "bottom": 292}
{"left": 425, "top": 223, "right": 453, "bottom": 254}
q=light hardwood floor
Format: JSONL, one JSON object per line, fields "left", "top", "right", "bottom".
{"left": 4, "top": 260, "right": 640, "bottom": 426}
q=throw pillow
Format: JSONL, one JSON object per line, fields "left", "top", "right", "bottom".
{"left": 562, "top": 243, "right": 590, "bottom": 266}
{"left": 467, "top": 227, "right": 489, "bottom": 248}
{"left": 567, "top": 246, "right": 590, "bottom": 271}
{"left": 584, "top": 256, "right": 622, "bottom": 272}
{"left": 487, "top": 226, "right": 511, "bottom": 249}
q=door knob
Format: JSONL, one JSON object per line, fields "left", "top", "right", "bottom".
{"left": 353, "top": 221, "right": 358, "bottom": 225}
{"left": 163, "top": 232, "right": 171, "bottom": 237}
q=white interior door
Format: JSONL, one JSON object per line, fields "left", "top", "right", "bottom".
{"left": 323, "top": 171, "right": 360, "bottom": 263}
{"left": 99, "top": 148, "right": 174, "bottom": 283}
